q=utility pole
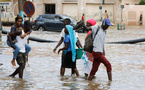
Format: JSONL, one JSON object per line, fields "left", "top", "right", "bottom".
{"left": 99, "top": 6, "right": 102, "bottom": 21}
{"left": 100, "top": 0, "right": 105, "bottom": 21}
{"left": 18, "top": 0, "right": 26, "bottom": 23}
{"left": 0, "top": 6, "right": 2, "bottom": 30}
{"left": 99, "top": 0, "right": 103, "bottom": 21}
{"left": 121, "top": 5, "right": 124, "bottom": 30}
{"left": 0, "top": 6, "right": 2, "bottom": 39}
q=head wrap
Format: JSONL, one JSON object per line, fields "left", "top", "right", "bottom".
{"left": 65, "top": 25, "right": 78, "bottom": 62}
{"left": 87, "top": 19, "right": 96, "bottom": 26}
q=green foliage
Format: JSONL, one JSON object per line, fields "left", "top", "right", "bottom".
{"left": 139, "top": 0, "right": 145, "bottom": 5}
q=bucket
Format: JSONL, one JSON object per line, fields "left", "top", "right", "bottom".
{"left": 76, "top": 48, "right": 83, "bottom": 59}
{"left": 117, "top": 24, "right": 119, "bottom": 30}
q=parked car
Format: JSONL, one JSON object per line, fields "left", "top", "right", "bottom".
{"left": 33, "top": 14, "right": 77, "bottom": 31}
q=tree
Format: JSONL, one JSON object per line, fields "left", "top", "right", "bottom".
{"left": 18, "top": 0, "right": 26, "bottom": 12}
{"left": 18, "top": 0, "right": 26, "bottom": 23}
{"left": 139, "top": 0, "right": 145, "bottom": 5}
{"left": 119, "top": 0, "right": 122, "bottom": 3}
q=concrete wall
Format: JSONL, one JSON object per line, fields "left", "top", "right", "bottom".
{"left": 122, "top": 0, "right": 140, "bottom": 5}
{"left": 123, "top": 5, "right": 145, "bottom": 25}
{"left": 1, "top": 0, "right": 142, "bottom": 26}
{"left": 62, "top": 3, "right": 78, "bottom": 20}
{"left": 31, "top": 0, "right": 117, "bottom": 23}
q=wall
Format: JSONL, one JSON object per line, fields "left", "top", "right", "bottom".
{"left": 62, "top": 3, "right": 78, "bottom": 20}
{"left": 122, "top": 0, "right": 140, "bottom": 5}
{"left": 123, "top": 5, "right": 145, "bottom": 25}
{"left": 1, "top": 0, "right": 142, "bottom": 26}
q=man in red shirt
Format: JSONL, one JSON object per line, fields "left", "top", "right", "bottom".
{"left": 82, "top": 14, "right": 84, "bottom": 21}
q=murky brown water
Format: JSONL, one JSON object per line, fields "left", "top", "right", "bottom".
{"left": 0, "top": 27, "right": 145, "bottom": 90}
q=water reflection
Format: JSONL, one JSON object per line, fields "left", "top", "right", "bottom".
{"left": 60, "top": 75, "right": 112, "bottom": 90}
{"left": 88, "top": 81, "right": 112, "bottom": 90}
{"left": 60, "top": 76, "right": 79, "bottom": 89}
{"left": 0, "top": 32, "right": 3, "bottom": 65}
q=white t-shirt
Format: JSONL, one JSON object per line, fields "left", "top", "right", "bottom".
{"left": 60, "top": 28, "right": 79, "bottom": 47}
{"left": 60, "top": 28, "right": 79, "bottom": 38}
{"left": 91, "top": 25, "right": 106, "bottom": 53}
{"left": 16, "top": 30, "right": 29, "bottom": 53}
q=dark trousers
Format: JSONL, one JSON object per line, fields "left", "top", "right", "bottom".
{"left": 11, "top": 53, "right": 26, "bottom": 78}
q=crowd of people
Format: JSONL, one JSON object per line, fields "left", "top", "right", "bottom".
{"left": 6, "top": 11, "right": 112, "bottom": 81}
{"left": 53, "top": 12, "right": 112, "bottom": 81}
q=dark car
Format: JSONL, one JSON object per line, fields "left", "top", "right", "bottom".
{"left": 33, "top": 14, "right": 77, "bottom": 31}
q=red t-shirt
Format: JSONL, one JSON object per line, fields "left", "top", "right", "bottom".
{"left": 82, "top": 16, "right": 84, "bottom": 21}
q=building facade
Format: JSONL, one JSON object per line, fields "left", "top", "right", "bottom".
{"left": 2, "top": 0, "right": 143, "bottom": 25}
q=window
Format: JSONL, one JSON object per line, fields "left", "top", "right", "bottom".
{"left": 42, "top": 15, "right": 54, "bottom": 21}
{"left": 54, "top": 16, "right": 62, "bottom": 21}
{"left": 45, "top": 4, "right": 55, "bottom": 14}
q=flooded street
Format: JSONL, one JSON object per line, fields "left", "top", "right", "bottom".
{"left": 0, "top": 26, "right": 145, "bottom": 90}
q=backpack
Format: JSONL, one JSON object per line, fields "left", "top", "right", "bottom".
{"left": 84, "top": 26, "right": 100, "bottom": 53}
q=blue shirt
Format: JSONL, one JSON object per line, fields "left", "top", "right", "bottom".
{"left": 64, "top": 35, "right": 71, "bottom": 52}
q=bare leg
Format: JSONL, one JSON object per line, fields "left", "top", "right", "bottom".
{"left": 26, "top": 55, "right": 28, "bottom": 62}
{"left": 88, "top": 75, "right": 96, "bottom": 81}
{"left": 9, "top": 67, "right": 19, "bottom": 77}
{"left": 60, "top": 67, "right": 65, "bottom": 76}
{"left": 11, "top": 58, "right": 16, "bottom": 67}
{"left": 0, "top": 63, "right": 3, "bottom": 66}
{"left": 19, "top": 63, "right": 25, "bottom": 79}
{"left": 107, "top": 71, "right": 112, "bottom": 81}
{"left": 73, "top": 68, "right": 79, "bottom": 76}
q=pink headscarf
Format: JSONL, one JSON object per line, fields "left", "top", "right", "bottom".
{"left": 87, "top": 19, "right": 96, "bottom": 26}
{"left": 86, "top": 19, "right": 96, "bottom": 36}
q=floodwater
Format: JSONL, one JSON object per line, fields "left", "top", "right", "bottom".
{"left": 0, "top": 26, "right": 145, "bottom": 90}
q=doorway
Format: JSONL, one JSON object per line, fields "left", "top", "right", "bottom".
{"left": 45, "top": 4, "right": 55, "bottom": 14}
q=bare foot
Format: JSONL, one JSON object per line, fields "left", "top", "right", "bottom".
{"left": 88, "top": 75, "right": 96, "bottom": 81}
{"left": 9, "top": 75, "right": 15, "bottom": 78}
{"left": 0, "top": 63, "right": 3, "bottom": 66}
{"left": 11, "top": 60, "right": 16, "bottom": 67}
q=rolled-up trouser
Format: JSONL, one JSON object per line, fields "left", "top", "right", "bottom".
{"left": 90, "top": 51, "right": 112, "bottom": 76}
{"left": 16, "top": 52, "right": 26, "bottom": 65}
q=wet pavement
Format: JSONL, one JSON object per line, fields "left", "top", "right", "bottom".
{"left": 0, "top": 26, "right": 145, "bottom": 90}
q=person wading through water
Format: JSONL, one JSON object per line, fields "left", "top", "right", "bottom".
{"left": 84, "top": 18, "right": 112, "bottom": 81}
{"left": 57, "top": 19, "right": 79, "bottom": 76}
{"left": 53, "top": 18, "right": 82, "bottom": 76}
{"left": 8, "top": 20, "right": 32, "bottom": 79}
